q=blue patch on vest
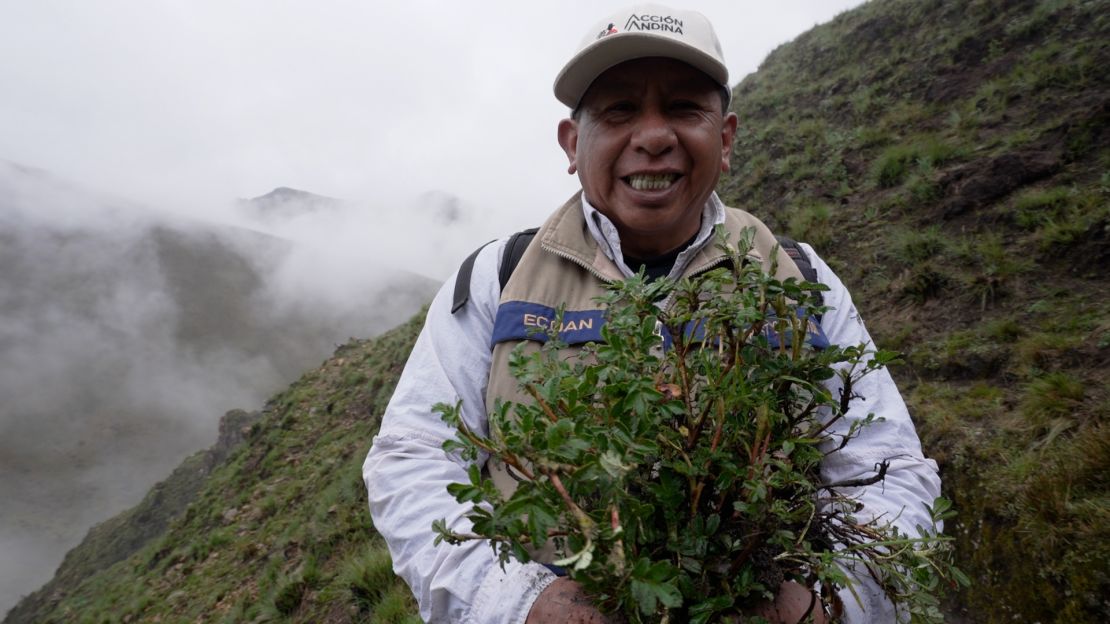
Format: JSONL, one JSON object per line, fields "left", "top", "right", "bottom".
{"left": 759, "top": 307, "right": 830, "bottom": 350}
{"left": 491, "top": 301, "right": 829, "bottom": 350}
{"left": 491, "top": 301, "right": 606, "bottom": 346}
{"left": 656, "top": 309, "right": 829, "bottom": 351}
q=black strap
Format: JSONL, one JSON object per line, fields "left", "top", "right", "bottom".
{"left": 453, "top": 230, "right": 819, "bottom": 314}
{"left": 451, "top": 239, "right": 494, "bottom": 314}
{"left": 498, "top": 228, "right": 539, "bottom": 290}
{"left": 451, "top": 228, "right": 538, "bottom": 315}
{"left": 774, "top": 235, "right": 823, "bottom": 308}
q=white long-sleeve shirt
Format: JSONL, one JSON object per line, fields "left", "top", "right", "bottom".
{"left": 364, "top": 196, "right": 941, "bottom": 623}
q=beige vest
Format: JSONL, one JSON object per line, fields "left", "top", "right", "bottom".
{"left": 484, "top": 193, "right": 804, "bottom": 562}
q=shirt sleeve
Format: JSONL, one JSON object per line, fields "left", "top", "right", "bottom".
{"left": 802, "top": 243, "right": 943, "bottom": 623}
{"left": 363, "top": 240, "right": 556, "bottom": 623}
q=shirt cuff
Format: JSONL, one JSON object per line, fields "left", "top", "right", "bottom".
{"left": 468, "top": 560, "right": 558, "bottom": 624}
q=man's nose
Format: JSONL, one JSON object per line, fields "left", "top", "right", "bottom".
{"left": 630, "top": 109, "right": 676, "bottom": 156}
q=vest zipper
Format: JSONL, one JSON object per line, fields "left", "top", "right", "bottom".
{"left": 540, "top": 244, "right": 619, "bottom": 285}
{"left": 541, "top": 240, "right": 740, "bottom": 313}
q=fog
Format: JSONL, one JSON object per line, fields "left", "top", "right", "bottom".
{"left": 0, "top": 162, "right": 439, "bottom": 610}
{"left": 0, "top": 0, "right": 867, "bottom": 613}
{"left": 0, "top": 1, "right": 866, "bottom": 234}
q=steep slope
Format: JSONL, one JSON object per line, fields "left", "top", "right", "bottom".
{"left": 717, "top": 0, "right": 1108, "bottom": 621}
{"left": 6, "top": 315, "right": 426, "bottom": 623}
{"left": 8, "top": 0, "right": 1107, "bottom": 622}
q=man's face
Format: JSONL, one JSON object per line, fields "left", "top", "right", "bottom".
{"left": 558, "top": 57, "right": 737, "bottom": 258}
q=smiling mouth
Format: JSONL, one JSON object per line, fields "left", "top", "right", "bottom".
{"left": 623, "top": 173, "right": 681, "bottom": 191}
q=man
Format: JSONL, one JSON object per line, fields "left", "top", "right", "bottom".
{"left": 364, "top": 4, "right": 941, "bottom": 623}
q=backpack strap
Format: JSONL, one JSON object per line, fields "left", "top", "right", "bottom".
{"left": 498, "top": 228, "right": 539, "bottom": 290}
{"left": 454, "top": 230, "right": 820, "bottom": 313}
{"left": 774, "top": 235, "right": 824, "bottom": 309}
{"left": 451, "top": 239, "right": 494, "bottom": 314}
{"left": 451, "top": 228, "right": 538, "bottom": 314}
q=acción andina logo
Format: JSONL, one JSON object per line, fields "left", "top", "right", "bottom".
{"left": 624, "top": 13, "right": 684, "bottom": 35}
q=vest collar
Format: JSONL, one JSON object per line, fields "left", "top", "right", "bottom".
{"left": 539, "top": 192, "right": 760, "bottom": 282}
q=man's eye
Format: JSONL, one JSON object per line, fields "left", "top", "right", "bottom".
{"left": 606, "top": 102, "right": 636, "bottom": 113}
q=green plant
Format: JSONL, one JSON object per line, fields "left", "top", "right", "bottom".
{"left": 787, "top": 201, "right": 835, "bottom": 249}
{"left": 339, "top": 545, "right": 396, "bottom": 609}
{"left": 956, "top": 233, "right": 1031, "bottom": 309}
{"left": 435, "top": 229, "right": 964, "bottom": 622}
{"left": 268, "top": 557, "right": 320, "bottom": 615}
{"left": 874, "top": 144, "right": 918, "bottom": 188}
{"left": 855, "top": 126, "right": 892, "bottom": 149}
{"left": 901, "top": 265, "right": 949, "bottom": 304}
{"left": 908, "top": 174, "right": 941, "bottom": 204}
{"left": 893, "top": 227, "right": 947, "bottom": 265}
{"left": 270, "top": 574, "right": 308, "bottom": 615}
{"left": 873, "top": 137, "right": 965, "bottom": 188}
{"left": 372, "top": 585, "right": 423, "bottom": 623}
{"left": 1021, "top": 372, "right": 1086, "bottom": 425}
{"left": 982, "top": 317, "right": 1024, "bottom": 342}
{"left": 343, "top": 370, "right": 369, "bottom": 388}
{"left": 1014, "top": 187, "right": 1073, "bottom": 229}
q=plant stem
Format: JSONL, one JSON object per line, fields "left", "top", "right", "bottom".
{"left": 525, "top": 385, "right": 560, "bottom": 422}
{"left": 546, "top": 469, "right": 594, "bottom": 534}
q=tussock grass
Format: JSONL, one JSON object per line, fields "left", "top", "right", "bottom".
{"left": 872, "top": 137, "right": 966, "bottom": 188}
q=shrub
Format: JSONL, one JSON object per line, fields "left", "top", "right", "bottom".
{"left": 435, "top": 229, "right": 963, "bottom": 622}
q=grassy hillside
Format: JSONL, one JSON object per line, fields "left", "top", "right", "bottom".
{"left": 717, "top": 0, "right": 1108, "bottom": 621}
{"left": 7, "top": 0, "right": 1107, "bottom": 622}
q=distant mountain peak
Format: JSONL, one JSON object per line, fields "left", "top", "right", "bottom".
{"left": 240, "top": 187, "right": 343, "bottom": 221}
{"left": 249, "top": 187, "right": 335, "bottom": 203}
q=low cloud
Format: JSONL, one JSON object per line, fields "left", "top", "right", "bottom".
{"left": 0, "top": 162, "right": 438, "bottom": 611}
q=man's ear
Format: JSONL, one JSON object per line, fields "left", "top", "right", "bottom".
{"left": 719, "top": 112, "right": 738, "bottom": 172}
{"left": 557, "top": 118, "right": 579, "bottom": 175}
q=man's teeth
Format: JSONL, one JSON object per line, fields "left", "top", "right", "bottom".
{"left": 626, "top": 173, "right": 678, "bottom": 191}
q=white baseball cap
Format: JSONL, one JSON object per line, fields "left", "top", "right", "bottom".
{"left": 553, "top": 3, "right": 729, "bottom": 109}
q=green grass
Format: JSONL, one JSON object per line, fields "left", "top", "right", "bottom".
{"left": 891, "top": 226, "right": 946, "bottom": 264}
{"left": 1021, "top": 372, "right": 1087, "bottom": 425}
{"left": 872, "top": 136, "right": 966, "bottom": 188}
{"left": 786, "top": 201, "right": 835, "bottom": 249}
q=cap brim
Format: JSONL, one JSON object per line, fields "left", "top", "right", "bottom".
{"left": 553, "top": 32, "right": 729, "bottom": 109}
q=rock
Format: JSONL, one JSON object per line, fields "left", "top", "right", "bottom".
{"left": 940, "top": 151, "right": 1060, "bottom": 218}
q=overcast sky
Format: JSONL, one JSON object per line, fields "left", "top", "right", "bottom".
{"left": 0, "top": 0, "right": 867, "bottom": 245}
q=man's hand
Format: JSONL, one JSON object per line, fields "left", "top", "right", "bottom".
{"left": 526, "top": 578, "right": 616, "bottom": 624}
{"left": 527, "top": 578, "right": 823, "bottom": 623}
{"left": 749, "top": 581, "right": 828, "bottom": 624}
